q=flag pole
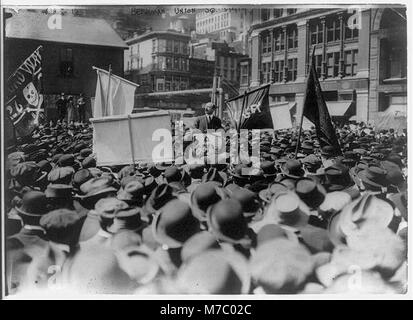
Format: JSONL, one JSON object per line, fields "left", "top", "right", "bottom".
{"left": 295, "top": 46, "right": 316, "bottom": 159}
{"left": 104, "top": 64, "right": 112, "bottom": 116}
{"left": 127, "top": 115, "right": 136, "bottom": 171}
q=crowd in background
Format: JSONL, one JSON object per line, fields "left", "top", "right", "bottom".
{"left": 4, "top": 119, "right": 408, "bottom": 295}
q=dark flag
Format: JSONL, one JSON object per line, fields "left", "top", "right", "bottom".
{"left": 6, "top": 46, "right": 44, "bottom": 137}
{"left": 226, "top": 83, "right": 273, "bottom": 131}
{"left": 300, "top": 49, "right": 342, "bottom": 155}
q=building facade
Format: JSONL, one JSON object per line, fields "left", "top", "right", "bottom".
{"left": 243, "top": 7, "right": 407, "bottom": 123}
{"left": 5, "top": 11, "right": 127, "bottom": 122}
{"left": 124, "top": 30, "right": 191, "bottom": 94}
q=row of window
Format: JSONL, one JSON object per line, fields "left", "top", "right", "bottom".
{"left": 156, "top": 56, "right": 189, "bottom": 72}
{"left": 155, "top": 76, "right": 189, "bottom": 92}
{"left": 152, "top": 39, "right": 189, "bottom": 55}
{"left": 259, "top": 49, "right": 358, "bottom": 84}
{"left": 310, "top": 18, "right": 359, "bottom": 45}
{"left": 313, "top": 50, "right": 358, "bottom": 78}
{"left": 261, "top": 8, "right": 297, "bottom": 21}
{"left": 262, "top": 27, "right": 298, "bottom": 54}
{"left": 261, "top": 58, "right": 298, "bottom": 83}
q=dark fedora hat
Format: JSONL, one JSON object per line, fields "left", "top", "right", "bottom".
{"left": 164, "top": 166, "right": 182, "bottom": 183}
{"left": 77, "top": 176, "right": 118, "bottom": 200}
{"left": 45, "top": 184, "right": 73, "bottom": 199}
{"left": 202, "top": 167, "right": 227, "bottom": 187}
{"left": 142, "top": 176, "right": 158, "bottom": 196}
{"left": 72, "top": 169, "right": 93, "bottom": 193}
{"left": 260, "top": 161, "right": 277, "bottom": 178}
{"left": 117, "top": 180, "right": 144, "bottom": 206}
{"left": 144, "top": 183, "right": 176, "bottom": 215}
{"left": 357, "top": 166, "right": 390, "bottom": 191}
{"left": 16, "top": 191, "right": 49, "bottom": 217}
{"left": 82, "top": 156, "right": 96, "bottom": 169}
{"left": 191, "top": 182, "right": 225, "bottom": 222}
{"left": 323, "top": 164, "right": 354, "bottom": 192}
{"left": 207, "top": 199, "right": 250, "bottom": 245}
{"left": 77, "top": 148, "right": 92, "bottom": 161}
{"left": 152, "top": 199, "right": 200, "bottom": 249}
{"left": 58, "top": 154, "right": 75, "bottom": 167}
{"left": 295, "top": 178, "right": 326, "bottom": 209}
{"left": 230, "top": 187, "right": 262, "bottom": 219}
{"left": 281, "top": 160, "right": 305, "bottom": 179}
{"left": 321, "top": 145, "right": 338, "bottom": 158}
{"left": 48, "top": 166, "right": 75, "bottom": 185}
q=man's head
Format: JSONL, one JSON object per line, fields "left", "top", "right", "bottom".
{"left": 204, "top": 102, "right": 216, "bottom": 116}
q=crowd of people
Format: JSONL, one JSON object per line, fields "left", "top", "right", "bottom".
{"left": 4, "top": 118, "right": 408, "bottom": 296}
{"left": 56, "top": 93, "right": 87, "bottom": 124}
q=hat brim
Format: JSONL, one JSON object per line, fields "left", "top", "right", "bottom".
{"left": 357, "top": 170, "right": 388, "bottom": 189}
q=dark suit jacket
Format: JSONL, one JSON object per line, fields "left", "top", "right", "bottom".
{"left": 193, "top": 115, "right": 222, "bottom": 133}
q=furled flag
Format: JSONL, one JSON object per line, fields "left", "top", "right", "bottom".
{"left": 225, "top": 83, "right": 274, "bottom": 130}
{"left": 93, "top": 66, "right": 139, "bottom": 118}
{"left": 5, "top": 46, "right": 44, "bottom": 137}
{"left": 300, "top": 50, "right": 342, "bottom": 155}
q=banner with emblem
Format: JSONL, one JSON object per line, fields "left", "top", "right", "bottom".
{"left": 225, "top": 83, "right": 273, "bottom": 131}
{"left": 5, "top": 46, "right": 44, "bottom": 137}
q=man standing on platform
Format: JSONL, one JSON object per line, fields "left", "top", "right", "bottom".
{"left": 193, "top": 102, "right": 222, "bottom": 133}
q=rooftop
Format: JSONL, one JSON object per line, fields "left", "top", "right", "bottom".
{"left": 6, "top": 11, "right": 128, "bottom": 49}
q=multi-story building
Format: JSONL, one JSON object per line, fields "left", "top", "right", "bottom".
{"left": 195, "top": 8, "right": 253, "bottom": 51}
{"left": 5, "top": 10, "right": 127, "bottom": 122}
{"left": 190, "top": 38, "right": 247, "bottom": 91}
{"left": 124, "top": 30, "right": 191, "bottom": 94}
{"left": 243, "top": 7, "right": 407, "bottom": 123}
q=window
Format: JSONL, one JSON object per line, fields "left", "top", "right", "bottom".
{"left": 261, "top": 9, "right": 270, "bottom": 21}
{"left": 261, "top": 33, "right": 271, "bottom": 54}
{"left": 158, "top": 56, "right": 165, "bottom": 70}
{"left": 310, "top": 22, "right": 323, "bottom": 45}
{"left": 166, "top": 57, "right": 172, "bottom": 69}
{"left": 261, "top": 62, "right": 271, "bottom": 83}
{"left": 240, "top": 64, "right": 249, "bottom": 85}
{"left": 273, "top": 60, "right": 284, "bottom": 83}
{"left": 60, "top": 48, "right": 74, "bottom": 77}
{"left": 157, "top": 78, "right": 164, "bottom": 92}
{"left": 179, "top": 77, "right": 186, "bottom": 91}
{"left": 287, "top": 9, "right": 297, "bottom": 15}
{"left": 287, "top": 27, "right": 298, "bottom": 49}
{"left": 344, "top": 49, "right": 358, "bottom": 76}
{"left": 273, "top": 9, "right": 283, "bottom": 18}
{"left": 326, "top": 52, "right": 340, "bottom": 78}
{"left": 174, "top": 58, "right": 180, "bottom": 70}
{"left": 345, "top": 23, "right": 359, "bottom": 40}
{"left": 274, "top": 29, "right": 285, "bottom": 51}
{"left": 165, "top": 76, "right": 172, "bottom": 91}
{"left": 174, "top": 41, "right": 180, "bottom": 53}
{"left": 385, "top": 46, "right": 407, "bottom": 79}
{"left": 173, "top": 77, "right": 180, "bottom": 91}
{"left": 287, "top": 58, "right": 297, "bottom": 81}
{"left": 166, "top": 40, "right": 172, "bottom": 52}
{"left": 152, "top": 39, "right": 157, "bottom": 53}
{"left": 327, "top": 18, "right": 341, "bottom": 42}
{"left": 314, "top": 54, "right": 323, "bottom": 78}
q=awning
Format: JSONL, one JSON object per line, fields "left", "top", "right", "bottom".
{"left": 375, "top": 104, "right": 407, "bottom": 132}
{"left": 325, "top": 101, "right": 355, "bottom": 117}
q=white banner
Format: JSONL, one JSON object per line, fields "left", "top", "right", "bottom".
{"left": 93, "top": 68, "right": 137, "bottom": 117}
{"left": 91, "top": 111, "right": 172, "bottom": 166}
{"left": 270, "top": 102, "right": 293, "bottom": 130}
